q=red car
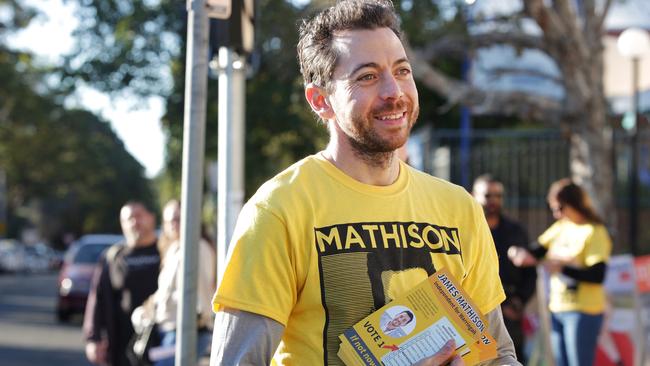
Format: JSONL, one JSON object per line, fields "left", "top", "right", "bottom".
{"left": 56, "top": 234, "right": 123, "bottom": 322}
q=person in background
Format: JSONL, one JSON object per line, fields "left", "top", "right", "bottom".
{"left": 132, "top": 199, "right": 216, "bottom": 366}
{"left": 84, "top": 202, "right": 160, "bottom": 366}
{"left": 508, "top": 178, "right": 612, "bottom": 366}
{"left": 210, "top": 1, "right": 519, "bottom": 365}
{"left": 472, "top": 174, "right": 536, "bottom": 363}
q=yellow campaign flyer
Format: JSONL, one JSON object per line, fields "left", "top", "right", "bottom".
{"left": 338, "top": 267, "right": 497, "bottom": 366}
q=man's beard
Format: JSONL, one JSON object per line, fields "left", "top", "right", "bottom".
{"left": 347, "top": 100, "right": 419, "bottom": 168}
{"left": 485, "top": 205, "right": 501, "bottom": 217}
{"left": 124, "top": 229, "right": 147, "bottom": 245}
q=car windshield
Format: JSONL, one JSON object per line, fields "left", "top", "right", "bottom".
{"left": 73, "top": 244, "right": 110, "bottom": 264}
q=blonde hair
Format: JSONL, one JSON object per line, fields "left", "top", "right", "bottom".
{"left": 158, "top": 199, "right": 180, "bottom": 260}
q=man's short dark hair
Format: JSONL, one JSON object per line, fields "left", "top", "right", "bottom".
{"left": 122, "top": 200, "right": 154, "bottom": 214}
{"left": 472, "top": 173, "right": 505, "bottom": 194}
{"left": 473, "top": 174, "right": 501, "bottom": 188}
{"left": 402, "top": 310, "right": 414, "bottom": 323}
{"left": 297, "top": 0, "right": 401, "bottom": 91}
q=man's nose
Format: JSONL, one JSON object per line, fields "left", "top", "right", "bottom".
{"left": 379, "top": 74, "right": 403, "bottom": 100}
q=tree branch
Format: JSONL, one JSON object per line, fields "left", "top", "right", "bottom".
{"left": 406, "top": 42, "right": 568, "bottom": 122}
{"left": 552, "top": 0, "right": 590, "bottom": 60}
{"left": 417, "top": 32, "right": 546, "bottom": 62}
{"left": 483, "top": 66, "right": 563, "bottom": 85}
{"left": 552, "top": 0, "right": 577, "bottom": 28}
{"left": 472, "top": 90, "right": 565, "bottom": 122}
{"left": 595, "top": 0, "right": 613, "bottom": 31}
{"left": 523, "top": 0, "right": 567, "bottom": 40}
{"left": 417, "top": 34, "right": 467, "bottom": 61}
{"left": 473, "top": 31, "right": 546, "bottom": 52}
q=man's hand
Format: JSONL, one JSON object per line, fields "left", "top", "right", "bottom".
{"left": 414, "top": 340, "right": 464, "bottom": 366}
{"left": 502, "top": 297, "right": 523, "bottom": 321}
{"left": 507, "top": 246, "right": 536, "bottom": 267}
{"left": 85, "top": 340, "right": 108, "bottom": 365}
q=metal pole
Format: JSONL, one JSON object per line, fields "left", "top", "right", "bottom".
{"left": 177, "top": 1, "right": 209, "bottom": 365}
{"left": 459, "top": 4, "right": 473, "bottom": 189}
{"left": 633, "top": 272, "right": 645, "bottom": 366}
{"left": 460, "top": 102, "right": 472, "bottom": 189}
{"left": 0, "top": 169, "right": 6, "bottom": 238}
{"left": 629, "top": 57, "right": 639, "bottom": 256}
{"left": 216, "top": 47, "right": 246, "bottom": 285}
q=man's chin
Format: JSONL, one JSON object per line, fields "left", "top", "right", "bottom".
{"left": 124, "top": 234, "right": 140, "bottom": 245}
{"left": 486, "top": 208, "right": 501, "bottom": 216}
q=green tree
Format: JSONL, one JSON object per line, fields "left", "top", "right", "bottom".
{"left": 62, "top": 0, "right": 462, "bottom": 200}
{"left": 0, "top": 1, "right": 156, "bottom": 245}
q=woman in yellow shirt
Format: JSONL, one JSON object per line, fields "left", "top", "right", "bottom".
{"left": 509, "top": 178, "right": 612, "bottom": 366}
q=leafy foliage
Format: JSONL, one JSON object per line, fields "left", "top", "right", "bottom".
{"left": 63, "top": 0, "right": 466, "bottom": 200}
{"left": 0, "top": 1, "right": 155, "bottom": 245}
{"left": 61, "top": 0, "right": 185, "bottom": 98}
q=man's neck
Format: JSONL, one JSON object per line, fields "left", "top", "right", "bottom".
{"left": 486, "top": 214, "right": 500, "bottom": 229}
{"left": 322, "top": 143, "right": 400, "bottom": 186}
{"left": 127, "top": 233, "right": 157, "bottom": 248}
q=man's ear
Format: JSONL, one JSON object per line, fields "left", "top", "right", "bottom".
{"left": 305, "top": 83, "right": 334, "bottom": 120}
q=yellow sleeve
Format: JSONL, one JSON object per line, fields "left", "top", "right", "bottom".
{"left": 583, "top": 225, "right": 612, "bottom": 266}
{"left": 538, "top": 221, "right": 562, "bottom": 248}
{"left": 461, "top": 199, "right": 506, "bottom": 315}
{"left": 213, "top": 202, "right": 296, "bottom": 326}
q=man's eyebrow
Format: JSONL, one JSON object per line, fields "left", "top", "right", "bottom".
{"left": 394, "top": 57, "right": 410, "bottom": 66}
{"left": 347, "top": 62, "right": 379, "bottom": 78}
{"left": 346, "top": 58, "right": 411, "bottom": 78}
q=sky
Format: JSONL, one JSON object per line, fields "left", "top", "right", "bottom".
{"left": 8, "top": 0, "right": 166, "bottom": 178}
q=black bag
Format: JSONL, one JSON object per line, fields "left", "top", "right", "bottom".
{"left": 126, "top": 322, "right": 161, "bottom": 366}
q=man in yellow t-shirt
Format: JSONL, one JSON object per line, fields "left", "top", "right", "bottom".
{"left": 210, "top": 1, "right": 519, "bottom": 365}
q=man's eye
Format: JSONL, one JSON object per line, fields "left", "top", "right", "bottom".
{"left": 357, "top": 74, "right": 376, "bottom": 81}
{"left": 397, "top": 68, "right": 411, "bottom": 76}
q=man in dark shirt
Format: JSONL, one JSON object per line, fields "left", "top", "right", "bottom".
{"left": 84, "top": 201, "right": 160, "bottom": 366}
{"left": 473, "top": 174, "right": 537, "bottom": 363}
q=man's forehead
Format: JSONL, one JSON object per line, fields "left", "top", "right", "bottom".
{"left": 121, "top": 203, "right": 147, "bottom": 218}
{"left": 331, "top": 28, "right": 406, "bottom": 71}
{"left": 487, "top": 182, "right": 504, "bottom": 192}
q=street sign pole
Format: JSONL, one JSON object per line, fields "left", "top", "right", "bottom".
{"left": 0, "top": 169, "right": 6, "bottom": 237}
{"left": 208, "top": 0, "right": 248, "bottom": 287}
{"left": 177, "top": 1, "right": 209, "bottom": 365}
{"left": 215, "top": 46, "right": 245, "bottom": 286}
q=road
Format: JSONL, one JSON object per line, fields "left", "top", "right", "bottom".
{"left": 0, "top": 272, "right": 92, "bottom": 366}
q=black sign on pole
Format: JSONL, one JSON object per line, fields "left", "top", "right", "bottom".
{"left": 209, "top": 0, "right": 255, "bottom": 56}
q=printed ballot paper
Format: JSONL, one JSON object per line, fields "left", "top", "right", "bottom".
{"left": 338, "top": 268, "right": 497, "bottom": 365}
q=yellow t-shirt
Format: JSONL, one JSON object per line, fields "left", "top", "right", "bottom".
{"left": 214, "top": 154, "right": 505, "bottom": 366}
{"left": 538, "top": 219, "right": 612, "bottom": 314}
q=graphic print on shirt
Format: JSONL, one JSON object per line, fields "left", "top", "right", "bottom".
{"left": 314, "top": 221, "right": 462, "bottom": 366}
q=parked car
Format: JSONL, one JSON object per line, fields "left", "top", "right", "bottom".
{"left": 56, "top": 234, "right": 123, "bottom": 322}
{"left": 0, "top": 239, "right": 26, "bottom": 273}
{"left": 23, "top": 243, "right": 58, "bottom": 274}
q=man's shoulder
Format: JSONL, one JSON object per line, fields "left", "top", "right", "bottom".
{"left": 248, "top": 155, "right": 324, "bottom": 204}
{"left": 499, "top": 215, "right": 527, "bottom": 231}
{"left": 408, "top": 168, "right": 475, "bottom": 201}
{"left": 104, "top": 242, "right": 127, "bottom": 263}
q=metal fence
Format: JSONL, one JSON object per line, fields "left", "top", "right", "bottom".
{"left": 409, "top": 127, "right": 650, "bottom": 253}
